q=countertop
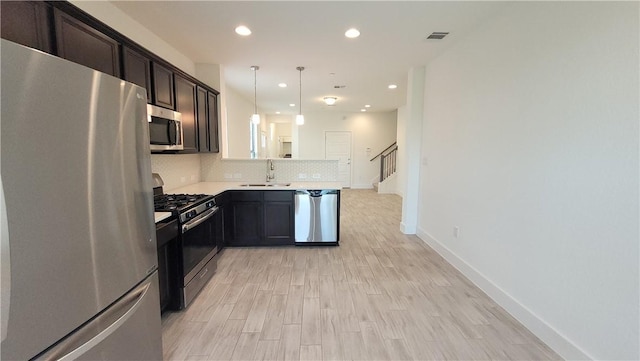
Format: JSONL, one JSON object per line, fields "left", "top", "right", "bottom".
{"left": 168, "top": 181, "right": 342, "bottom": 196}
{"left": 155, "top": 212, "right": 173, "bottom": 223}
{"left": 154, "top": 182, "right": 341, "bottom": 222}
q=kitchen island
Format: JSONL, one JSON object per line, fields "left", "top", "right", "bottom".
{"left": 166, "top": 182, "right": 342, "bottom": 247}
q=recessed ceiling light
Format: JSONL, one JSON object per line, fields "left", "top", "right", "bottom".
{"left": 235, "top": 25, "right": 251, "bottom": 36}
{"left": 289, "top": 103, "right": 295, "bottom": 107}
{"left": 361, "top": 109, "right": 367, "bottom": 112}
{"left": 345, "top": 28, "right": 360, "bottom": 38}
{"left": 388, "top": 84, "right": 398, "bottom": 89}
{"left": 276, "top": 111, "right": 281, "bottom": 114}
{"left": 364, "top": 104, "right": 371, "bottom": 108}
{"left": 278, "top": 83, "right": 287, "bottom": 88}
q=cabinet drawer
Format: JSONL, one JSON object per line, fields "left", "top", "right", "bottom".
{"left": 264, "top": 190, "right": 293, "bottom": 202}
{"left": 231, "top": 191, "right": 262, "bottom": 202}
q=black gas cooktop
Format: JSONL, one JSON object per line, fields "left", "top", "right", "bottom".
{"left": 153, "top": 193, "right": 214, "bottom": 213}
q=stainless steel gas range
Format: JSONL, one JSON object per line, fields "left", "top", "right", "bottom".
{"left": 152, "top": 174, "right": 220, "bottom": 309}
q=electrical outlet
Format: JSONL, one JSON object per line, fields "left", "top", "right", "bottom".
{"left": 298, "top": 173, "right": 307, "bottom": 179}
{"left": 224, "top": 173, "right": 232, "bottom": 179}
{"left": 453, "top": 226, "right": 460, "bottom": 238}
{"left": 180, "top": 176, "right": 186, "bottom": 183}
{"left": 190, "top": 174, "right": 196, "bottom": 181}
{"left": 233, "top": 173, "right": 242, "bottom": 179}
{"left": 312, "top": 173, "right": 321, "bottom": 179}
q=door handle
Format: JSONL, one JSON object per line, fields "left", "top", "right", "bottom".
{"left": 35, "top": 275, "right": 154, "bottom": 360}
{"left": 182, "top": 207, "right": 217, "bottom": 233}
{"left": 1, "top": 176, "right": 11, "bottom": 342}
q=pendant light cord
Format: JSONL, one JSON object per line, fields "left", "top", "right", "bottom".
{"left": 252, "top": 66, "right": 258, "bottom": 114}
{"left": 296, "top": 66, "right": 304, "bottom": 115}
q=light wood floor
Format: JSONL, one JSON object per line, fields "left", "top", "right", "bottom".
{"left": 161, "top": 189, "right": 560, "bottom": 360}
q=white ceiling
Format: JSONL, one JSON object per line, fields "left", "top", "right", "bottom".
{"left": 110, "top": 1, "right": 507, "bottom": 115}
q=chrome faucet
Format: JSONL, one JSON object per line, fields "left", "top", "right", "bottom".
{"left": 266, "top": 159, "right": 275, "bottom": 182}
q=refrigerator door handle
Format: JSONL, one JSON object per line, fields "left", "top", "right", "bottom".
{"left": 36, "top": 276, "right": 154, "bottom": 361}
{"left": 1, "top": 176, "right": 11, "bottom": 342}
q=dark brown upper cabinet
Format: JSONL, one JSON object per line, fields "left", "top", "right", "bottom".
{"left": 207, "top": 92, "right": 220, "bottom": 153}
{"left": 151, "top": 62, "right": 174, "bottom": 109}
{"left": 122, "top": 45, "right": 151, "bottom": 98}
{"left": 196, "top": 87, "right": 220, "bottom": 153}
{"left": 53, "top": 8, "right": 120, "bottom": 77}
{"left": 175, "top": 74, "right": 198, "bottom": 153}
{"left": 196, "top": 86, "right": 209, "bottom": 152}
{"left": 1, "top": 1, "right": 52, "bottom": 53}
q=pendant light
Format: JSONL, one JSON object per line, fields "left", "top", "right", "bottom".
{"left": 250, "top": 65, "right": 260, "bottom": 124}
{"left": 296, "top": 66, "right": 305, "bottom": 125}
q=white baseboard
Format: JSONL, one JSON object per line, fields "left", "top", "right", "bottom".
{"left": 400, "top": 222, "right": 416, "bottom": 235}
{"left": 416, "top": 228, "right": 592, "bottom": 361}
{"left": 351, "top": 184, "right": 374, "bottom": 189}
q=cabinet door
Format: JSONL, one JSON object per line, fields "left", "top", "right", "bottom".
{"left": 175, "top": 75, "right": 198, "bottom": 152}
{"left": 264, "top": 191, "right": 294, "bottom": 245}
{"left": 207, "top": 92, "right": 220, "bottom": 153}
{"left": 264, "top": 202, "right": 294, "bottom": 245}
{"left": 1, "top": 1, "right": 52, "bottom": 53}
{"left": 123, "top": 46, "right": 151, "bottom": 97}
{"left": 196, "top": 86, "right": 209, "bottom": 152}
{"left": 230, "top": 202, "right": 263, "bottom": 246}
{"left": 213, "top": 205, "right": 225, "bottom": 253}
{"left": 152, "top": 63, "right": 174, "bottom": 109}
{"left": 54, "top": 9, "right": 120, "bottom": 77}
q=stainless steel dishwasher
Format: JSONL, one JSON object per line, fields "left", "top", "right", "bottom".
{"left": 295, "top": 190, "right": 339, "bottom": 244}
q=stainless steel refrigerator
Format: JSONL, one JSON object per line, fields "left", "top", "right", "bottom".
{"left": 0, "top": 40, "right": 163, "bottom": 360}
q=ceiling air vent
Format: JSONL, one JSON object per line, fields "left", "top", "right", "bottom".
{"left": 426, "top": 32, "right": 449, "bottom": 40}
{"left": 334, "top": 85, "right": 346, "bottom": 89}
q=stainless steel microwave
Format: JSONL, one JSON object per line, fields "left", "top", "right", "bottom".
{"left": 148, "top": 104, "right": 183, "bottom": 151}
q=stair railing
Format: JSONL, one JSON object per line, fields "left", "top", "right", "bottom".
{"left": 370, "top": 142, "right": 398, "bottom": 182}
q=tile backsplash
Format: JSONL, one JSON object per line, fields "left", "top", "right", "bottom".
{"left": 150, "top": 154, "right": 201, "bottom": 191}
{"left": 151, "top": 154, "right": 338, "bottom": 190}
{"left": 201, "top": 155, "right": 338, "bottom": 183}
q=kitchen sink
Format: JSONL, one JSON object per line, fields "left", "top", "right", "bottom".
{"left": 239, "top": 183, "right": 291, "bottom": 187}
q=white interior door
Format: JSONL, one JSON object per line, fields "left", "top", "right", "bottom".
{"left": 325, "top": 131, "right": 352, "bottom": 188}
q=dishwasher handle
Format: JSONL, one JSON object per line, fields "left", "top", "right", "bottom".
{"left": 296, "top": 190, "right": 338, "bottom": 197}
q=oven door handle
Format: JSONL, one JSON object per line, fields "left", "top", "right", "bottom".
{"left": 182, "top": 207, "right": 218, "bottom": 233}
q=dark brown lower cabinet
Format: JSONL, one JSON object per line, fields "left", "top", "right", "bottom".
{"left": 225, "top": 191, "right": 294, "bottom": 246}
{"left": 264, "top": 191, "right": 294, "bottom": 245}
{"left": 155, "top": 218, "right": 179, "bottom": 313}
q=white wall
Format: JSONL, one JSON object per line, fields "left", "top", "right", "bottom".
{"left": 298, "top": 111, "right": 397, "bottom": 188}
{"left": 395, "top": 105, "right": 407, "bottom": 198}
{"left": 417, "top": 2, "right": 639, "bottom": 360}
{"left": 225, "top": 87, "right": 254, "bottom": 158}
